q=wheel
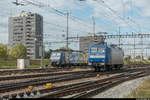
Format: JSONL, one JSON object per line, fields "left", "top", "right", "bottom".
{"left": 98, "top": 67, "right": 101, "bottom": 72}
{"left": 94, "top": 66, "right": 98, "bottom": 72}
{"left": 106, "top": 66, "right": 110, "bottom": 71}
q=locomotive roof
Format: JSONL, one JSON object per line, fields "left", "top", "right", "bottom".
{"left": 52, "top": 50, "right": 84, "bottom": 53}
{"left": 89, "top": 44, "right": 122, "bottom": 49}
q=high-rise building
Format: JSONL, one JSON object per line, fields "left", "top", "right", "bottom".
{"left": 8, "top": 11, "right": 43, "bottom": 59}
{"left": 79, "top": 34, "right": 105, "bottom": 52}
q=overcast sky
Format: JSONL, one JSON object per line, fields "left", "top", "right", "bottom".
{"left": 0, "top": 0, "right": 150, "bottom": 55}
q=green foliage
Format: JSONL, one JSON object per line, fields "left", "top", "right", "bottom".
{"left": 124, "top": 60, "right": 150, "bottom": 65}
{"left": 56, "top": 47, "right": 73, "bottom": 51}
{"left": 0, "top": 58, "right": 51, "bottom": 69}
{"left": 148, "top": 56, "right": 150, "bottom": 60}
{"left": 30, "top": 59, "right": 50, "bottom": 68}
{"left": 44, "top": 49, "right": 53, "bottom": 59}
{"left": 0, "top": 44, "right": 8, "bottom": 58}
{"left": 136, "top": 55, "right": 141, "bottom": 59}
{"left": 129, "top": 79, "right": 150, "bottom": 98}
{"left": 0, "top": 58, "right": 17, "bottom": 69}
{"left": 10, "top": 43, "right": 27, "bottom": 59}
{"left": 124, "top": 55, "right": 131, "bottom": 61}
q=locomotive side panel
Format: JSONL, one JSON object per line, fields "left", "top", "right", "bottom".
{"left": 69, "top": 52, "right": 87, "bottom": 66}
{"left": 50, "top": 52, "right": 62, "bottom": 66}
{"left": 108, "top": 47, "right": 124, "bottom": 65}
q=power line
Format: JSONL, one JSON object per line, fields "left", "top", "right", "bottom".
{"left": 44, "top": 21, "right": 90, "bottom": 34}
{"left": 95, "top": 0, "right": 141, "bottom": 33}
{"left": 22, "top": 0, "right": 97, "bottom": 30}
{"left": 16, "top": 0, "right": 101, "bottom": 34}
{"left": 66, "top": 12, "right": 69, "bottom": 49}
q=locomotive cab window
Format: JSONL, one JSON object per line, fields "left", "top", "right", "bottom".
{"left": 90, "top": 47, "right": 105, "bottom": 53}
{"left": 90, "top": 47, "right": 97, "bottom": 53}
{"left": 97, "top": 48, "right": 105, "bottom": 53}
{"left": 51, "top": 52, "right": 61, "bottom": 58}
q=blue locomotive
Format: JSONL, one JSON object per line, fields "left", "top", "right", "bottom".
{"left": 50, "top": 51, "right": 88, "bottom": 67}
{"left": 88, "top": 44, "right": 124, "bottom": 72}
{"left": 50, "top": 51, "right": 66, "bottom": 67}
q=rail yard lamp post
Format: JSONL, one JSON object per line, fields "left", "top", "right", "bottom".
{"left": 35, "top": 38, "right": 44, "bottom": 68}
{"left": 39, "top": 43, "right": 44, "bottom": 68}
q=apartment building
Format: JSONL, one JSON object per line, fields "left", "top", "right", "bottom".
{"left": 8, "top": 11, "right": 43, "bottom": 59}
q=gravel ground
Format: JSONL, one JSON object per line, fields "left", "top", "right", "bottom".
{"left": 0, "top": 73, "right": 116, "bottom": 97}
{"left": 93, "top": 75, "right": 150, "bottom": 98}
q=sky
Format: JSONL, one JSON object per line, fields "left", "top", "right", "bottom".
{"left": 0, "top": 0, "right": 150, "bottom": 57}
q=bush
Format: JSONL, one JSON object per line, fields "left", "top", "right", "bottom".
{"left": 10, "top": 43, "right": 27, "bottom": 59}
{"left": 0, "top": 44, "right": 8, "bottom": 59}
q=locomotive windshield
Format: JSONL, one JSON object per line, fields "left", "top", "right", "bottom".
{"left": 51, "top": 52, "right": 61, "bottom": 59}
{"left": 97, "top": 48, "right": 105, "bottom": 53}
{"left": 90, "top": 47, "right": 105, "bottom": 53}
{"left": 91, "top": 47, "right": 97, "bottom": 53}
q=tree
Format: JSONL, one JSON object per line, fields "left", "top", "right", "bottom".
{"left": 44, "top": 49, "right": 53, "bottom": 59}
{"left": 10, "top": 43, "right": 27, "bottom": 59}
{"left": 55, "top": 47, "right": 73, "bottom": 51}
{"left": 124, "top": 55, "right": 131, "bottom": 61}
{"left": 136, "top": 56, "right": 141, "bottom": 60}
{"left": 0, "top": 44, "right": 8, "bottom": 58}
{"left": 148, "top": 56, "right": 150, "bottom": 61}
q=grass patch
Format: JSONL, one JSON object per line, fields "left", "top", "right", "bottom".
{"left": 30, "top": 59, "right": 51, "bottom": 68}
{"left": 0, "top": 58, "right": 17, "bottom": 69}
{"left": 124, "top": 60, "right": 150, "bottom": 65}
{"left": 0, "top": 58, "right": 52, "bottom": 69}
{"left": 129, "top": 79, "right": 150, "bottom": 98}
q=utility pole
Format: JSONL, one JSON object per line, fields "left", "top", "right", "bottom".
{"left": 40, "top": 43, "right": 43, "bottom": 68}
{"left": 92, "top": 16, "right": 95, "bottom": 35}
{"left": 133, "top": 32, "right": 136, "bottom": 62}
{"left": 146, "top": 48, "right": 148, "bottom": 60}
{"left": 118, "top": 26, "right": 121, "bottom": 48}
{"left": 122, "top": 0, "right": 125, "bottom": 19}
{"left": 66, "top": 12, "right": 69, "bottom": 49}
{"left": 141, "top": 35, "right": 143, "bottom": 60}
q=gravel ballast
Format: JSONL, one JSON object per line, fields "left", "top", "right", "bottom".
{"left": 93, "top": 75, "right": 150, "bottom": 98}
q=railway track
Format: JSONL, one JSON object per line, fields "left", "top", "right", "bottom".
{"left": 0, "top": 71, "right": 96, "bottom": 93}
{"left": 0, "top": 64, "right": 149, "bottom": 82}
{"left": 0, "top": 66, "right": 148, "bottom": 82}
{"left": 0, "top": 70, "right": 92, "bottom": 81}
{"left": 125, "top": 64, "right": 150, "bottom": 68}
{"left": 71, "top": 72, "right": 149, "bottom": 98}
{"left": 0, "top": 66, "right": 147, "bottom": 82}
{"left": 37, "top": 70, "right": 150, "bottom": 98}
{"left": 0, "top": 65, "right": 148, "bottom": 83}
{"left": 2, "top": 66, "right": 150, "bottom": 99}
{"left": 0, "top": 66, "right": 91, "bottom": 76}
{"left": 0, "top": 64, "right": 149, "bottom": 76}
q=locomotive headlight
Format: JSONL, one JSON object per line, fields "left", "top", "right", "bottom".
{"left": 88, "top": 63, "right": 92, "bottom": 65}
{"left": 90, "top": 56, "right": 94, "bottom": 58}
{"left": 90, "top": 56, "right": 105, "bottom": 58}
{"left": 99, "top": 56, "right": 105, "bottom": 58}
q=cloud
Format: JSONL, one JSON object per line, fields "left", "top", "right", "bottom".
{"left": 0, "top": 0, "right": 150, "bottom": 50}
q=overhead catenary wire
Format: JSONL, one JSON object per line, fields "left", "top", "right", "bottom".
{"left": 81, "top": 0, "right": 134, "bottom": 33}
{"left": 22, "top": 0, "right": 99, "bottom": 31}
{"left": 44, "top": 21, "right": 91, "bottom": 34}
{"left": 95, "top": 0, "right": 142, "bottom": 33}
{"left": 21, "top": 0, "right": 96, "bottom": 37}
{"left": 17, "top": 0, "right": 93, "bottom": 45}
